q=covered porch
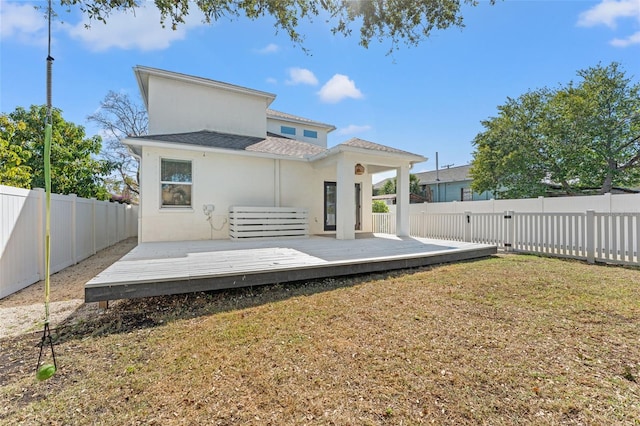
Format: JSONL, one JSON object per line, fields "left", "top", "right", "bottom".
{"left": 85, "top": 234, "right": 496, "bottom": 302}
{"left": 310, "top": 139, "right": 426, "bottom": 240}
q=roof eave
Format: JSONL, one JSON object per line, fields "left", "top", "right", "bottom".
{"left": 133, "top": 65, "right": 277, "bottom": 107}
{"left": 309, "top": 144, "right": 426, "bottom": 164}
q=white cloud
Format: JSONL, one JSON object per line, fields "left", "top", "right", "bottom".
{"left": 65, "top": 5, "right": 206, "bottom": 51}
{"left": 577, "top": 0, "right": 640, "bottom": 28}
{"left": 610, "top": 30, "right": 640, "bottom": 46}
{"left": 257, "top": 43, "right": 280, "bottom": 54}
{"left": 266, "top": 77, "right": 278, "bottom": 84}
{"left": 337, "top": 124, "right": 372, "bottom": 136}
{"left": 286, "top": 67, "right": 318, "bottom": 86}
{"left": 0, "top": 2, "right": 47, "bottom": 45}
{"left": 317, "top": 74, "right": 363, "bottom": 103}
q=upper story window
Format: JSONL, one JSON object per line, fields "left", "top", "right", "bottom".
{"left": 281, "top": 126, "right": 296, "bottom": 136}
{"left": 303, "top": 129, "right": 318, "bottom": 139}
{"left": 161, "top": 159, "right": 192, "bottom": 208}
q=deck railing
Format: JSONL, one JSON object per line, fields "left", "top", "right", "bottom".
{"left": 373, "top": 211, "right": 639, "bottom": 266}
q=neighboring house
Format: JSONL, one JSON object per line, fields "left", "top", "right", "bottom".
{"left": 123, "top": 66, "right": 425, "bottom": 242}
{"left": 374, "top": 165, "right": 493, "bottom": 203}
{"left": 416, "top": 165, "right": 493, "bottom": 202}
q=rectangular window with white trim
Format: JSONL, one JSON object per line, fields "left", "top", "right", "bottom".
{"left": 161, "top": 159, "right": 192, "bottom": 208}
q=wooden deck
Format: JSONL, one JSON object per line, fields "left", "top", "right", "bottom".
{"left": 85, "top": 234, "right": 497, "bottom": 302}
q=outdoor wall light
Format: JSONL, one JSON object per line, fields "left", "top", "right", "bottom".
{"left": 355, "top": 163, "right": 365, "bottom": 175}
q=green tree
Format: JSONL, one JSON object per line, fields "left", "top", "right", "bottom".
{"left": 410, "top": 173, "right": 422, "bottom": 195}
{"left": 0, "top": 115, "right": 32, "bottom": 188}
{"left": 3, "top": 105, "right": 113, "bottom": 200}
{"left": 571, "top": 63, "right": 640, "bottom": 193}
{"left": 379, "top": 174, "right": 422, "bottom": 195}
{"left": 372, "top": 200, "right": 390, "bottom": 213}
{"left": 380, "top": 178, "right": 396, "bottom": 195}
{"left": 60, "top": 0, "right": 494, "bottom": 53}
{"left": 88, "top": 91, "right": 148, "bottom": 202}
{"left": 470, "top": 62, "right": 640, "bottom": 198}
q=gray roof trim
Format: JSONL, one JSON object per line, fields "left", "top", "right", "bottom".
{"left": 267, "top": 109, "right": 336, "bottom": 132}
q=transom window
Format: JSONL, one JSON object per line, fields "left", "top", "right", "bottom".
{"left": 161, "top": 159, "right": 192, "bottom": 208}
{"left": 281, "top": 126, "right": 296, "bottom": 136}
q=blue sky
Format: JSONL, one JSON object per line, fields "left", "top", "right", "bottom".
{"left": 1, "top": 0, "right": 639, "bottom": 180}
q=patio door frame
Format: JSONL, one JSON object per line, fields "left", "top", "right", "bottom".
{"left": 324, "top": 181, "right": 337, "bottom": 231}
{"left": 324, "top": 181, "right": 362, "bottom": 232}
{"left": 355, "top": 182, "right": 362, "bottom": 231}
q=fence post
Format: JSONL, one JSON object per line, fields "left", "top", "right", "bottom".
{"left": 504, "top": 211, "right": 514, "bottom": 252}
{"left": 586, "top": 210, "right": 595, "bottom": 264}
{"left": 604, "top": 192, "right": 612, "bottom": 213}
{"left": 91, "top": 198, "right": 97, "bottom": 255}
{"left": 70, "top": 194, "right": 77, "bottom": 264}
{"left": 125, "top": 204, "right": 130, "bottom": 239}
{"left": 463, "top": 211, "right": 472, "bottom": 242}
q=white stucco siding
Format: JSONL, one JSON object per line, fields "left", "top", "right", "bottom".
{"left": 147, "top": 76, "right": 267, "bottom": 137}
{"left": 140, "top": 146, "right": 283, "bottom": 242}
{"left": 279, "top": 161, "right": 336, "bottom": 235}
{"left": 266, "top": 118, "right": 328, "bottom": 148}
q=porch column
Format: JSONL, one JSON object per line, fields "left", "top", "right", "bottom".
{"left": 396, "top": 164, "right": 410, "bottom": 237}
{"left": 336, "top": 155, "right": 356, "bottom": 240}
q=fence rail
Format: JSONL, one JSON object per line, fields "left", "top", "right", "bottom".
{"left": 1, "top": 185, "right": 138, "bottom": 299}
{"left": 373, "top": 210, "right": 639, "bottom": 266}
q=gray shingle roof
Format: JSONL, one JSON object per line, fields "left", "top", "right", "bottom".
{"left": 373, "top": 165, "right": 472, "bottom": 190}
{"left": 129, "top": 131, "right": 425, "bottom": 162}
{"left": 129, "top": 130, "right": 325, "bottom": 159}
{"left": 414, "top": 165, "right": 472, "bottom": 183}
{"left": 247, "top": 134, "right": 326, "bottom": 157}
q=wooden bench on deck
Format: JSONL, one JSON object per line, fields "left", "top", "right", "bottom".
{"left": 228, "top": 206, "right": 309, "bottom": 239}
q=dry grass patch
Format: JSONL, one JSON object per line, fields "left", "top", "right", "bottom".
{"left": 1, "top": 254, "right": 639, "bottom": 425}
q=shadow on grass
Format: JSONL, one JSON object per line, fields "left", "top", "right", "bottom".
{"left": 53, "top": 257, "right": 495, "bottom": 343}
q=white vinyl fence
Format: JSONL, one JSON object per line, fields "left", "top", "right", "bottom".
{"left": 402, "top": 192, "right": 640, "bottom": 214}
{"left": 1, "top": 185, "right": 138, "bottom": 299}
{"left": 373, "top": 210, "right": 639, "bottom": 266}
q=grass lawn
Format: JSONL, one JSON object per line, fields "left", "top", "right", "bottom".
{"left": 1, "top": 254, "right": 639, "bottom": 425}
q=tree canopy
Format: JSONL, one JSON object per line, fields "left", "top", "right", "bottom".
{"left": 372, "top": 199, "right": 390, "bottom": 213}
{"left": 88, "top": 91, "right": 148, "bottom": 202}
{"left": 60, "top": 0, "right": 493, "bottom": 52}
{"left": 377, "top": 174, "right": 422, "bottom": 195}
{"left": 0, "top": 115, "right": 32, "bottom": 188}
{"left": 470, "top": 62, "right": 640, "bottom": 199}
{"left": 0, "top": 105, "right": 113, "bottom": 200}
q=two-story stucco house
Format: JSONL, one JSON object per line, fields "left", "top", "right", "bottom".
{"left": 123, "top": 66, "right": 426, "bottom": 242}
